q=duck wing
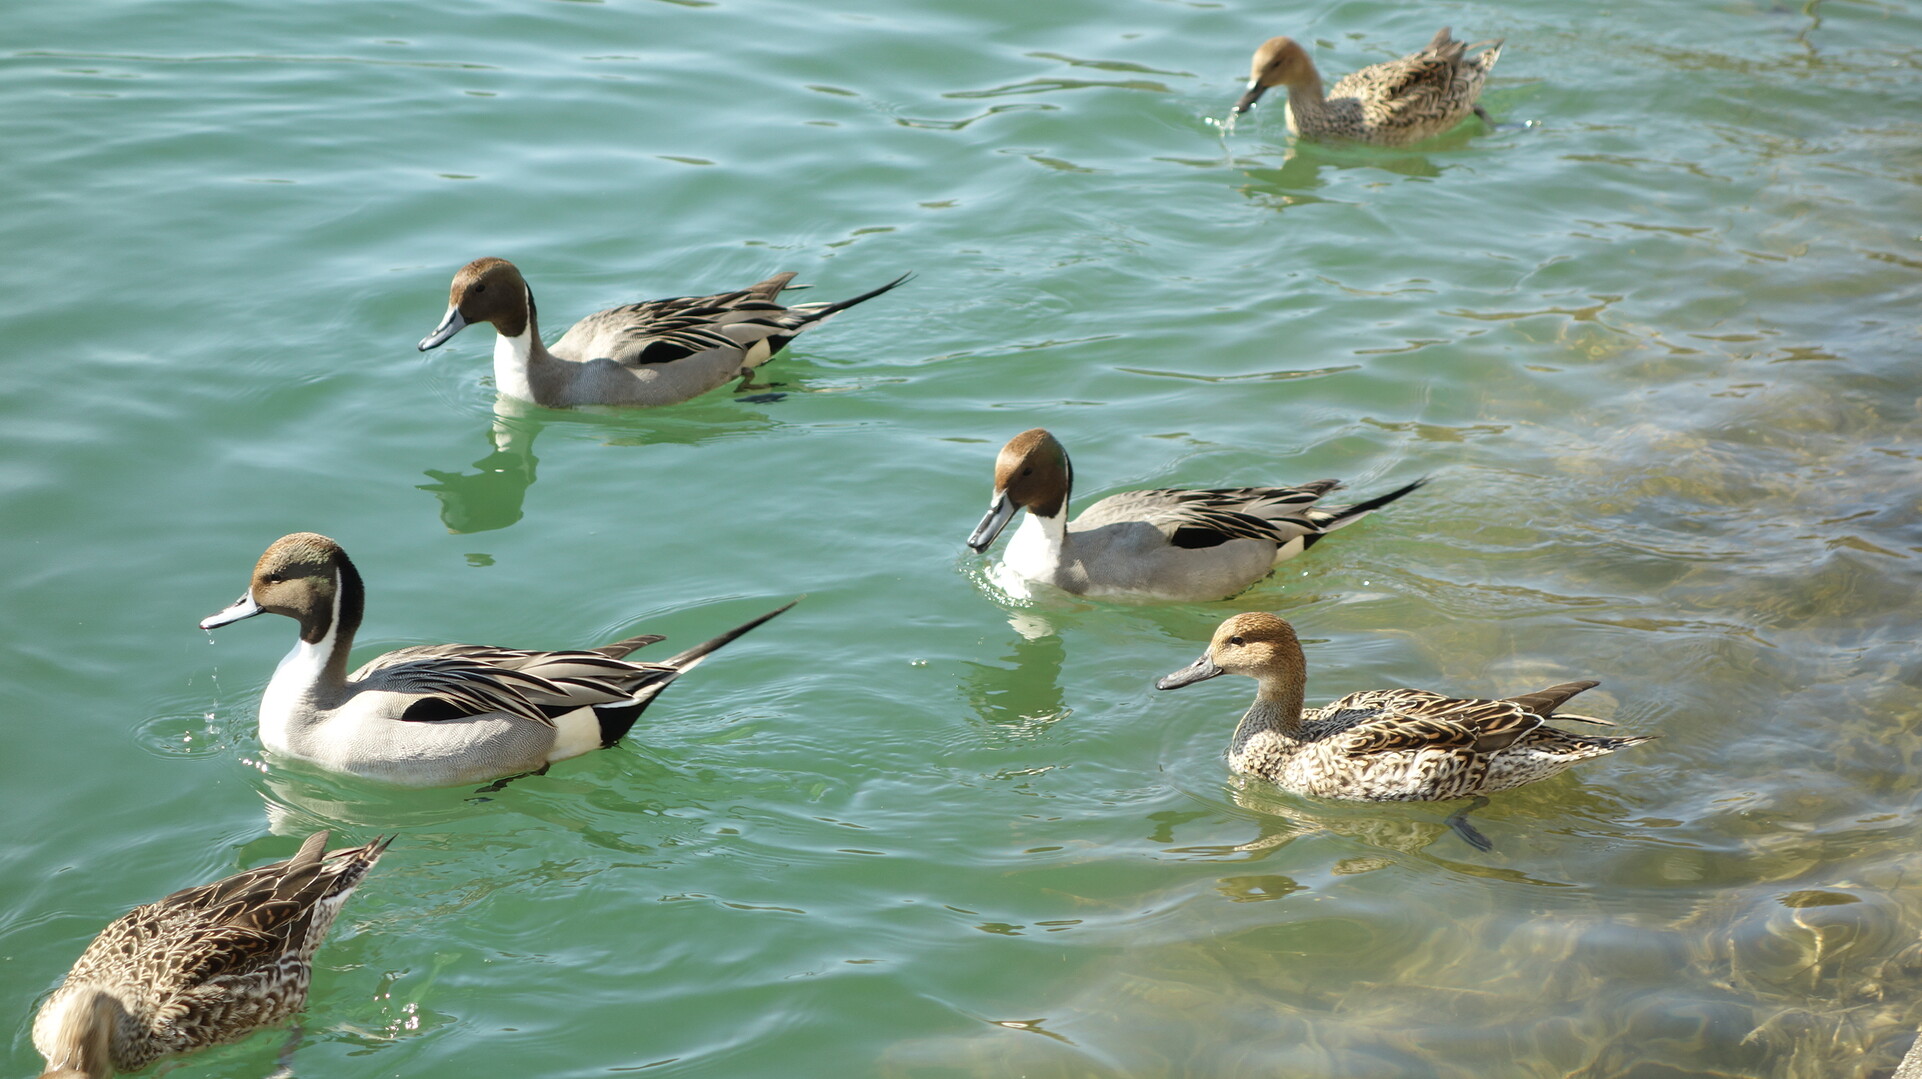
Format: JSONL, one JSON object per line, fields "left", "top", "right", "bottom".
{"left": 1083, "top": 483, "right": 1343, "bottom": 549}
{"left": 352, "top": 645, "right": 676, "bottom": 726}
{"left": 1326, "top": 689, "right": 1545, "bottom": 756}
{"left": 550, "top": 273, "right": 801, "bottom": 367}
{"left": 146, "top": 832, "right": 390, "bottom": 987}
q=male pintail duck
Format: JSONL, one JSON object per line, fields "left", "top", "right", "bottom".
{"left": 1232, "top": 28, "right": 1502, "bottom": 146}
{"left": 966, "top": 428, "right": 1425, "bottom": 602}
{"left": 1157, "top": 612, "right": 1651, "bottom": 849}
{"left": 418, "top": 257, "right": 910, "bottom": 407}
{"left": 200, "top": 532, "right": 793, "bottom": 787}
{"left": 33, "top": 831, "right": 388, "bottom": 1079}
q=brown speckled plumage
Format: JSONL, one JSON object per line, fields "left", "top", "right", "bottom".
{"left": 32, "top": 832, "right": 388, "bottom": 1079}
{"left": 1234, "top": 28, "right": 1502, "bottom": 146}
{"left": 1158, "top": 613, "right": 1651, "bottom": 803}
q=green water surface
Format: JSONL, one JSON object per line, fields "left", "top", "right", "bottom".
{"left": 4, "top": 0, "right": 1921, "bottom": 1076}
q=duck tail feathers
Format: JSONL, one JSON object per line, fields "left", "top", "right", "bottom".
{"left": 592, "top": 601, "right": 798, "bottom": 747}
{"left": 590, "top": 633, "right": 668, "bottom": 660}
{"left": 1504, "top": 679, "right": 1601, "bottom": 718}
{"left": 1318, "top": 476, "right": 1429, "bottom": 532}
{"left": 662, "top": 600, "right": 798, "bottom": 672}
{"left": 793, "top": 272, "right": 913, "bottom": 326}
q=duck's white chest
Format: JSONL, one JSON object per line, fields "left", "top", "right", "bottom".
{"left": 999, "top": 512, "right": 1060, "bottom": 585}
{"left": 258, "top": 639, "right": 329, "bottom": 756}
{"left": 492, "top": 330, "right": 539, "bottom": 402}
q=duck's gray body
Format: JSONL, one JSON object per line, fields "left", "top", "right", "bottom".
{"left": 997, "top": 483, "right": 1368, "bottom": 601}
{"left": 969, "top": 428, "right": 1426, "bottom": 603}
{"left": 419, "top": 258, "right": 909, "bottom": 408}
{"left": 203, "top": 533, "right": 792, "bottom": 788}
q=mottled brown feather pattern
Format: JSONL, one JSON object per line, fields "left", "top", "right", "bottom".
{"left": 1160, "top": 613, "right": 1650, "bottom": 803}
{"left": 33, "top": 834, "right": 388, "bottom": 1079}
{"left": 1237, "top": 27, "right": 1501, "bottom": 146}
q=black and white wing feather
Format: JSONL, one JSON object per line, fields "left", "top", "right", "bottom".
{"left": 351, "top": 645, "right": 677, "bottom": 726}
{"left": 1083, "top": 482, "right": 1345, "bottom": 550}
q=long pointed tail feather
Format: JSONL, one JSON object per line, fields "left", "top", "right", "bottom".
{"left": 663, "top": 600, "right": 798, "bottom": 671}
{"left": 1318, "top": 476, "right": 1430, "bottom": 532}
{"left": 793, "top": 273, "right": 913, "bottom": 326}
{"left": 593, "top": 601, "right": 799, "bottom": 747}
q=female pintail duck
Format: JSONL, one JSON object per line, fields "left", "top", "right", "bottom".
{"left": 33, "top": 831, "right": 388, "bottom": 1079}
{"left": 418, "top": 257, "right": 910, "bottom": 407}
{"left": 966, "top": 428, "right": 1425, "bottom": 603}
{"left": 1232, "top": 28, "right": 1502, "bottom": 146}
{"left": 1157, "top": 613, "right": 1651, "bottom": 849}
{"left": 200, "top": 532, "right": 793, "bottom": 787}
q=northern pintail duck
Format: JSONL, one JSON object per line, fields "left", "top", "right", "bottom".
{"left": 965, "top": 428, "right": 1425, "bottom": 602}
{"left": 1232, "top": 28, "right": 1501, "bottom": 146}
{"left": 417, "top": 257, "right": 909, "bottom": 407}
{"left": 200, "top": 532, "right": 793, "bottom": 787}
{"left": 33, "top": 831, "right": 387, "bottom": 1079}
{"left": 1157, "top": 613, "right": 1651, "bottom": 848}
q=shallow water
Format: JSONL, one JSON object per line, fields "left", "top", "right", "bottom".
{"left": 4, "top": 0, "right": 1921, "bottom": 1076}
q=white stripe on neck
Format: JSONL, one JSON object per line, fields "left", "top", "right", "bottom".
{"left": 493, "top": 327, "right": 539, "bottom": 402}
{"left": 258, "top": 578, "right": 341, "bottom": 754}
{"left": 1000, "top": 507, "right": 1066, "bottom": 584}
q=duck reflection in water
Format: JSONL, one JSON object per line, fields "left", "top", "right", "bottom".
{"left": 1233, "top": 142, "right": 1450, "bottom": 211}
{"left": 961, "top": 612, "right": 1069, "bottom": 738}
{"left": 419, "top": 394, "right": 787, "bottom": 535}
{"left": 419, "top": 405, "right": 541, "bottom": 534}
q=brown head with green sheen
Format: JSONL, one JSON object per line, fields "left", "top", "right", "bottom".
{"left": 199, "top": 532, "right": 365, "bottom": 646}
{"left": 1234, "top": 36, "right": 1316, "bottom": 115}
{"left": 1157, "top": 612, "right": 1307, "bottom": 693}
{"left": 966, "top": 427, "right": 1074, "bottom": 552}
{"left": 417, "top": 257, "right": 534, "bottom": 351}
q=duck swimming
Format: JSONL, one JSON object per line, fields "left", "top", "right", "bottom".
{"left": 33, "top": 831, "right": 388, "bottom": 1079}
{"left": 1157, "top": 612, "right": 1651, "bottom": 848}
{"left": 966, "top": 428, "right": 1425, "bottom": 602}
{"left": 418, "top": 257, "right": 909, "bottom": 407}
{"left": 1232, "top": 28, "right": 1502, "bottom": 146}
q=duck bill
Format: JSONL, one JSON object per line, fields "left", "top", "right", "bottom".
{"left": 1156, "top": 654, "right": 1224, "bottom": 690}
{"left": 418, "top": 306, "right": 468, "bottom": 351}
{"left": 967, "top": 492, "right": 1016, "bottom": 553}
{"left": 1231, "top": 82, "right": 1267, "bottom": 116}
{"left": 200, "top": 593, "right": 264, "bottom": 631}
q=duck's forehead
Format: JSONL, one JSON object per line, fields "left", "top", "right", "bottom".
{"left": 992, "top": 429, "right": 1046, "bottom": 479}
{"left": 1254, "top": 36, "right": 1301, "bottom": 67}
{"left": 452, "top": 257, "right": 518, "bottom": 295}
{"left": 1217, "top": 611, "right": 1286, "bottom": 641}
{"left": 256, "top": 532, "right": 340, "bottom": 575}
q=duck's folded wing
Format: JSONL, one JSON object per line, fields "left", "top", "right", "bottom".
{"left": 1091, "top": 485, "right": 1338, "bottom": 549}
{"left": 352, "top": 646, "right": 671, "bottom": 726}
{"left": 1373, "top": 55, "right": 1463, "bottom": 116}
{"left": 1331, "top": 690, "right": 1542, "bottom": 755}
{"left": 560, "top": 279, "right": 805, "bottom": 367}
{"left": 152, "top": 832, "right": 341, "bottom": 985}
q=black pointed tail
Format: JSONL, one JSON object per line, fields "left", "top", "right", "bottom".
{"left": 796, "top": 272, "right": 913, "bottom": 326}
{"left": 1323, "top": 476, "right": 1429, "bottom": 529}
{"left": 662, "top": 600, "right": 798, "bottom": 670}
{"left": 594, "top": 600, "right": 799, "bottom": 746}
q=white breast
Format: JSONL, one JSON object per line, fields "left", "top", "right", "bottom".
{"left": 493, "top": 329, "right": 539, "bottom": 402}
{"left": 999, "top": 511, "right": 1060, "bottom": 585}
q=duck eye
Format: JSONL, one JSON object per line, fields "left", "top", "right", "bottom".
{"left": 263, "top": 574, "right": 283, "bottom": 584}
{"left": 473, "top": 283, "right": 486, "bottom": 293}
{"left": 1021, "top": 467, "right": 1032, "bottom": 476}
{"left": 1228, "top": 635, "right": 1244, "bottom": 646}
